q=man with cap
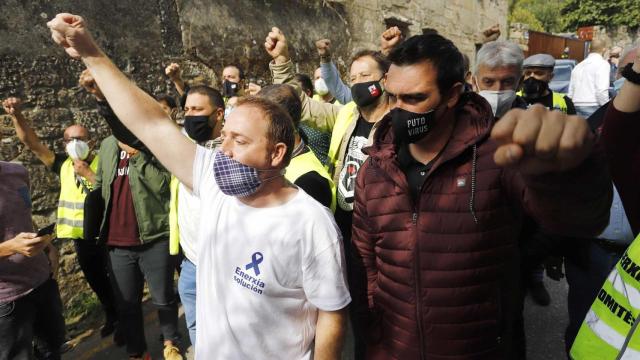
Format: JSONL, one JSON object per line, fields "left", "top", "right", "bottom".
{"left": 518, "top": 53, "right": 577, "bottom": 115}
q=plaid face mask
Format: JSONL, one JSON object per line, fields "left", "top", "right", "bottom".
{"left": 213, "top": 150, "right": 289, "bottom": 197}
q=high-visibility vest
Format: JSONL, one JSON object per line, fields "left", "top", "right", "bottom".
{"left": 312, "top": 94, "right": 342, "bottom": 106}
{"left": 326, "top": 101, "right": 358, "bottom": 176}
{"left": 56, "top": 156, "right": 99, "bottom": 239}
{"left": 169, "top": 176, "right": 181, "bottom": 255}
{"left": 285, "top": 149, "right": 337, "bottom": 212}
{"left": 517, "top": 91, "right": 569, "bottom": 113}
{"left": 571, "top": 234, "right": 640, "bottom": 359}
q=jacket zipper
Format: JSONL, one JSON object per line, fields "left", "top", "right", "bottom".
{"left": 412, "top": 205, "right": 426, "bottom": 360}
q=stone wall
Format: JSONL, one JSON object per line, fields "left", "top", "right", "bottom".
{"left": 0, "top": 0, "right": 508, "bottom": 328}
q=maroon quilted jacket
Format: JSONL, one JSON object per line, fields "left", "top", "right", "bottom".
{"left": 351, "top": 92, "right": 612, "bottom": 360}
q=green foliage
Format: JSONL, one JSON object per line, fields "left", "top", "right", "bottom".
{"left": 561, "top": 0, "right": 640, "bottom": 32}
{"left": 510, "top": 7, "right": 544, "bottom": 32}
{"left": 510, "top": 0, "right": 566, "bottom": 33}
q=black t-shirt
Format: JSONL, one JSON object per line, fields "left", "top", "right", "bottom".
{"left": 51, "top": 153, "right": 68, "bottom": 174}
{"left": 336, "top": 116, "right": 374, "bottom": 212}
{"left": 523, "top": 92, "right": 577, "bottom": 115}
{"left": 397, "top": 143, "right": 438, "bottom": 202}
{"left": 293, "top": 147, "right": 333, "bottom": 209}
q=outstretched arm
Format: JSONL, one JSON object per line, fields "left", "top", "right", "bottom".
{"left": 2, "top": 98, "right": 55, "bottom": 168}
{"left": 47, "top": 13, "right": 195, "bottom": 189}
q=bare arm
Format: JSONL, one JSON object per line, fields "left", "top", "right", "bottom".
{"left": 314, "top": 308, "right": 347, "bottom": 360}
{"left": 2, "top": 98, "right": 55, "bottom": 168}
{"left": 613, "top": 53, "right": 640, "bottom": 113}
{"left": 47, "top": 14, "right": 196, "bottom": 189}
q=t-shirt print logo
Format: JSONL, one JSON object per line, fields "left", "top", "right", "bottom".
{"left": 368, "top": 84, "right": 380, "bottom": 97}
{"left": 233, "top": 251, "right": 266, "bottom": 295}
{"left": 245, "top": 252, "right": 263, "bottom": 276}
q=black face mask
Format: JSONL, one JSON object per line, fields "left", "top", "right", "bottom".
{"left": 351, "top": 80, "right": 384, "bottom": 107}
{"left": 522, "top": 77, "right": 549, "bottom": 99}
{"left": 390, "top": 107, "right": 436, "bottom": 144}
{"left": 222, "top": 80, "right": 240, "bottom": 98}
{"left": 184, "top": 115, "right": 214, "bottom": 142}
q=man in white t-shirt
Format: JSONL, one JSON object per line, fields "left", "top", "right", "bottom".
{"left": 47, "top": 13, "right": 351, "bottom": 360}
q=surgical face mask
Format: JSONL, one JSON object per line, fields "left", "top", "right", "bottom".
{"left": 351, "top": 80, "right": 384, "bottom": 107}
{"left": 390, "top": 107, "right": 436, "bottom": 144}
{"left": 184, "top": 115, "right": 214, "bottom": 142}
{"left": 314, "top": 78, "right": 330, "bottom": 96}
{"left": 521, "top": 77, "right": 549, "bottom": 99}
{"left": 213, "top": 151, "right": 283, "bottom": 197}
{"left": 478, "top": 90, "right": 517, "bottom": 118}
{"left": 613, "top": 77, "right": 625, "bottom": 95}
{"left": 65, "top": 139, "right": 90, "bottom": 160}
{"left": 222, "top": 80, "right": 240, "bottom": 98}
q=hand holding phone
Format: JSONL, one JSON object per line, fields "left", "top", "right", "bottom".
{"left": 36, "top": 223, "right": 56, "bottom": 237}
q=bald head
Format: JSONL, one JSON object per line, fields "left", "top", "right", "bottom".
{"left": 63, "top": 124, "right": 89, "bottom": 142}
{"left": 617, "top": 47, "right": 639, "bottom": 79}
{"left": 591, "top": 39, "right": 606, "bottom": 54}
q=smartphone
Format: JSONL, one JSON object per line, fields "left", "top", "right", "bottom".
{"left": 36, "top": 223, "right": 56, "bottom": 237}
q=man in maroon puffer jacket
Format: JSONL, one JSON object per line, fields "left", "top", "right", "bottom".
{"left": 351, "top": 34, "right": 612, "bottom": 359}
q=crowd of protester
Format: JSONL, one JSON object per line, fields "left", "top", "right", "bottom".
{"left": 1, "top": 12, "right": 640, "bottom": 360}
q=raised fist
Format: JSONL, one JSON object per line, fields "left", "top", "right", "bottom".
{"left": 246, "top": 83, "right": 262, "bottom": 96}
{"left": 491, "top": 105, "right": 594, "bottom": 175}
{"left": 79, "top": 69, "right": 105, "bottom": 100}
{"left": 2, "top": 97, "right": 22, "bottom": 116}
{"left": 165, "top": 63, "right": 182, "bottom": 82}
{"left": 381, "top": 26, "right": 403, "bottom": 56}
{"left": 482, "top": 24, "right": 501, "bottom": 43}
{"left": 47, "top": 13, "right": 100, "bottom": 59}
{"left": 264, "top": 27, "right": 289, "bottom": 63}
{"left": 316, "top": 39, "right": 331, "bottom": 58}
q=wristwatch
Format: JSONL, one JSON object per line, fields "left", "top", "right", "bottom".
{"left": 621, "top": 63, "right": 640, "bottom": 85}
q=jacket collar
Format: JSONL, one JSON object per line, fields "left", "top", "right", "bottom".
{"left": 365, "top": 92, "right": 495, "bottom": 187}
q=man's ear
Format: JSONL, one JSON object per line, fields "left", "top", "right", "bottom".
{"left": 445, "top": 82, "right": 464, "bottom": 108}
{"left": 270, "top": 142, "right": 288, "bottom": 167}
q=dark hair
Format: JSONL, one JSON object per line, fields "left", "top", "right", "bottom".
{"left": 155, "top": 94, "right": 178, "bottom": 109}
{"left": 224, "top": 65, "right": 245, "bottom": 80}
{"left": 257, "top": 84, "right": 302, "bottom": 129}
{"left": 388, "top": 34, "right": 465, "bottom": 95}
{"left": 351, "top": 50, "right": 391, "bottom": 74}
{"left": 236, "top": 96, "right": 296, "bottom": 167}
{"left": 293, "top": 74, "right": 314, "bottom": 97}
{"left": 187, "top": 85, "right": 225, "bottom": 110}
{"left": 462, "top": 53, "right": 470, "bottom": 74}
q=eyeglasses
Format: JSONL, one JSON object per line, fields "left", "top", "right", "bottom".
{"left": 63, "top": 137, "right": 88, "bottom": 143}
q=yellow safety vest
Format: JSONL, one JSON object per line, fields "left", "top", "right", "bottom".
{"left": 571, "top": 234, "right": 640, "bottom": 359}
{"left": 56, "top": 156, "right": 99, "bottom": 239}
{"left": 169, "top": 176, "right": 181, "bottom": 255}
{"left": 312, "top": 94, "right": 342, "bottom": 106}
{"left": 326, "top": 101, "right": 358, "bottom": 176}
{"left": 517, "top": 91, "right": 569, "bottom": 113}
{"left": 285, "top": 149, "right": 337, "bottom": 212}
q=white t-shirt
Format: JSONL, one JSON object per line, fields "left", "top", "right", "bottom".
{"left": 192, "top": 146, "right": 351, "bottom": 360}
{"left": 177, "top": 182, "right": 199, "bottom": 264}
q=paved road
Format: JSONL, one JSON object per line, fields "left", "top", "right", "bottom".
{"left": 525, "top": 277, "right": 570, "bottom": 360}
{"left": 64, "top": 277, "right": 570, "bottom": 360}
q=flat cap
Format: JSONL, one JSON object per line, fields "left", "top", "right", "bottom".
{"left": 523, "top": 53, "right": 555, "bottom": 68}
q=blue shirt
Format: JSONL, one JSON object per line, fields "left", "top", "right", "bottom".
{"left": 599, "top": 184, "right": 634, "bottom": 244}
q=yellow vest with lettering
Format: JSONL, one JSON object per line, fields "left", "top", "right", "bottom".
{"left": 56, "top": 156, "right": 99, "bottom": 239}
{"left": 516, "top": 91, "right": 569, "bottom": 113}
{"left": 571, "top": 234, "right": 640, "bottom": 359}
{"left": 285, "top": 149, "right": 336, "bottom": 212}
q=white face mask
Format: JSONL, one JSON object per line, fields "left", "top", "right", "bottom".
{"left": 314, "top": 78, "right": 330, "bottom": 96}
{"left": 478, "top": 90, "right": 517, "bottom": 118}
{"left": 66, "top": 139, "right": 90, "bottom": 160}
